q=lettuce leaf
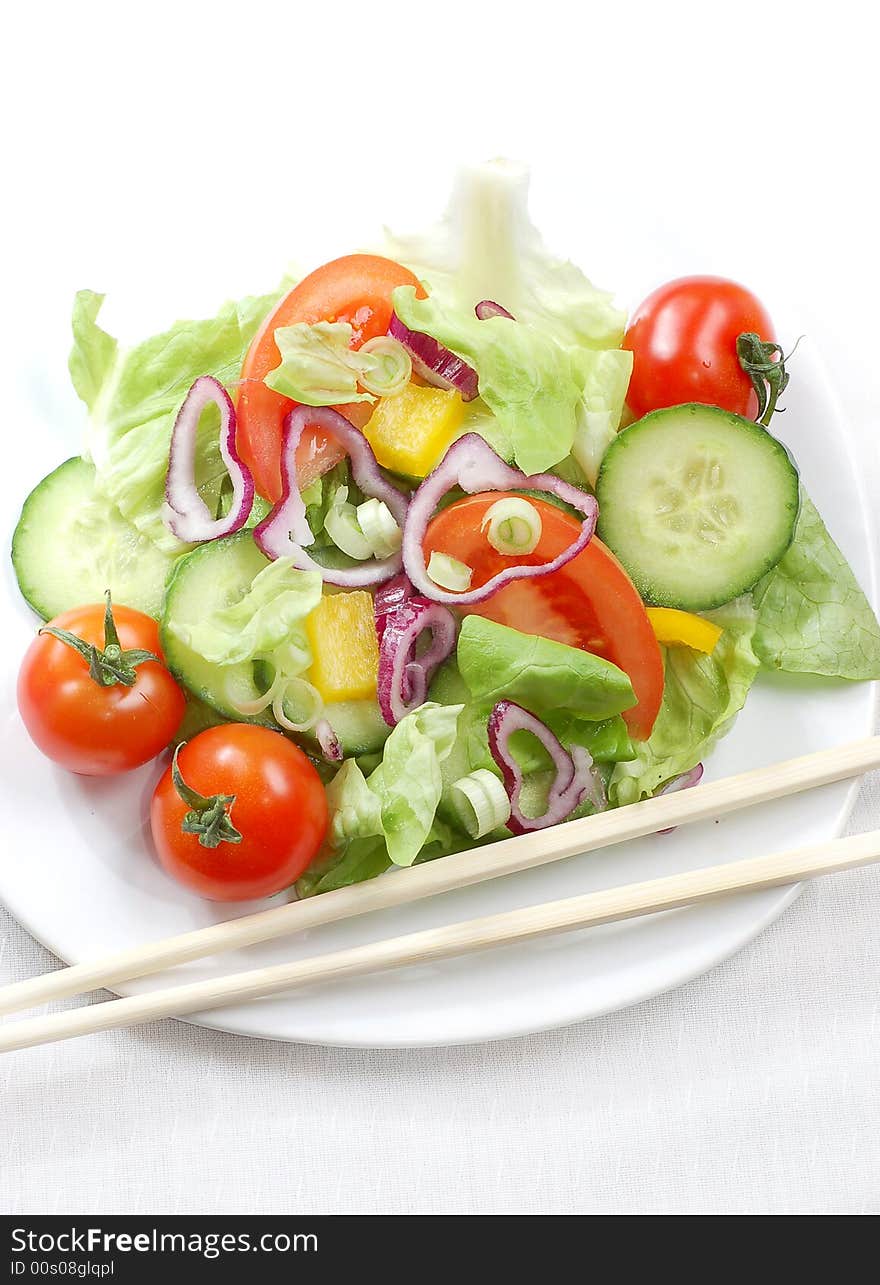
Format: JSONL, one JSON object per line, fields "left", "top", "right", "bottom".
{"left": 71, "top": 284, "right": 284, "bottom": 552}
{"left": 264, "top": 321, "right": 376, "bottom": 406}
{"left": 378, "top": 159, "right": 626, "bottom": 350}
{"left": 183, "top": 558, "right": 322, "bottom": 667}
{"left": 457, "top": 616, "right": 635, "bottom": 721}
{"left": 752, "top": 492, "right": 880, "bottom": 680}
{"left": 298, "top": 702, "right": 464, "bottom": 894}
{"left": 367, "top": 702, "right": 462, "bottom": 866}
{"left": 392, "top": 286, "right": 588, "bottom": 475}
{"left": 381, "top": 161, "right": 630, "bottom": 476}
{"left": 570, "top": 348, "right": 634, "bottom": 485}
{"left": 608, "top": 601, "right": 760, "bottom": 807}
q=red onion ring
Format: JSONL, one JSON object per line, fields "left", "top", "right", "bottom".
{"left": 164, "top": 375, "right": 255, "bottom": 542}
{"left": 475, "top": 300, "right": 515, "bottom": 320}
{"left": 373, "top": 574, "right": 414, "bottom": 644}
{"left": 402, "top": 433, "right": 599, "bottom": 605}
{"left": 377, "top": 596, "right": 457, "bottom": 725}
{"left": 388, "top": 314, "right": 479, "bottom": 402}
{"left": 656, "top": 763, "right": 704, "bottom": 834}
{"left": 487, "top": 700, "right": 603, "bottom": 834}
{"left": 254, "top": 405, "right": 410, "bottom": 587}
{"left": 315, "top": 718, "right": 343, "bottom": 763}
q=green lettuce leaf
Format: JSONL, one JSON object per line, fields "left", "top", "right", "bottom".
{"left": 392, "top": 286, "right": 588, "bottom": 475}
{"left": 380, "top": 161, "right": 630, "bottom": 476}
{"left": 71, "top": 284, "right": 284, "bottom": 552}
{"left": 457, "top": 615, "right": 635, "bottom": 722}
{"left": 368, "top": 702, "right": 462, "bottom": 866}
{"left": 752, "top": 492, "right": 880, "bottom": 680}
{"left": 298, "top": 702, "right": 464, "bottom": 894}
{"left": 264, "top": 321, "right": 376, "bottom": 406}
{"left": 378, "top": 159, "right": 626, "bottom": 350}
{"left": 570, "top": 348, "right": 634, "bottom": 485}
{"left": 184, "top": 559, "right": 322, "bottom": 667}
{"left": 608, "top": 601, "right": 760, "bottom": 807}
{"left": 296, "top": 835, "right": 390, "bottom": 898}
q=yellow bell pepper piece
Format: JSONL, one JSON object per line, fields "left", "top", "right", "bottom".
{"left": 306, "top": 591, "right": 379, "bottom": 702}
{"left": 364, "top": 384, "right": 467, "bottom": 477}
{"left": 647, "top": 607, "right": 723, "bottom": 654}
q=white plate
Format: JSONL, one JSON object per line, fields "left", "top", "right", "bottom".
{"left": 1, "top": 293, "right": 877, "bottom": 1047}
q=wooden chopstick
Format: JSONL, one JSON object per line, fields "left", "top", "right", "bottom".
{"left": 2, "top": 827, "right": 879, "bottom": 1053}
{"left": 0, "top": 735, "right": 878, "bottom": 1022}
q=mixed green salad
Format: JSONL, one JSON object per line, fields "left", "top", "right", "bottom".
{"left": 12, "top": 160, "right": 880, "bottom": 903}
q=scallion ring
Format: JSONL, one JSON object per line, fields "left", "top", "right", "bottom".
{"left": 450, "top": 769, "right": 511, "bottom": 838}
{"left": 481, "top": 497, "right": 542, "bottom": 556}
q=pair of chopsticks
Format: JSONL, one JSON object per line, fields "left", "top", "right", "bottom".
{"left": 1, "top": 736, "right": 879, "bottom": 1053}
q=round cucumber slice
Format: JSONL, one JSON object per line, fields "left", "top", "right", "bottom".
{"left": 161, "top": 531, "right": 389, "bottom": 756}
{"left": 12, "top": 457, "right": 178, "bottom": 621}
{"left": 161, "top": 532, "right": 274, "bottom": 722}
{"left": 596, "top": 404, "right": 799, "bottom": 610}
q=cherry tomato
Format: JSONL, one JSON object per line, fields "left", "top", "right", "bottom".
{"left": 424, "top": 494, "right": 664, "bottom": 740}
{"left": 150, "top": 724, "right": 328, "bottom": 901}
{"left": 237, "top": 254, "right": 426, "bottom": 502}
{"left": 17, "top": 601, "right": 186, "bottom": 775}
{"left": 623, "top": 276, "right": 775, "bottom": 420}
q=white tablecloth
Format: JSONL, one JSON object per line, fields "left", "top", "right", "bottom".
{"left": 2, "top": 1, "right": 879, "bottom": 1216}
{"left": 2, "top": 767, "right": 878, "bottom": 1214}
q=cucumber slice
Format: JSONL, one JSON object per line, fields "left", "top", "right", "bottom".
{"left": 11, "top": 457, "right": 178, "bottom": 620}
{"left": 161, "top": 531, "right": 389, "bottom": 756}
{"left": 320, "top": 699, "right": 389, "bottom": 757}
{"left": 161, "top": 532, "right": 274, "bottom": 721}
{"left": 596, "top": 405, "right": 799, "bottom": 610}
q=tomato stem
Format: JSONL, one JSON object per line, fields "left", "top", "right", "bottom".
{"left": 39, "top": 591, "right": 162, "bottom": 688}
{"left": 171, "top": 744, "right": 243, "bottom": 849}
{"left": 736, "top": 332, "right": 801, "bottom": 427}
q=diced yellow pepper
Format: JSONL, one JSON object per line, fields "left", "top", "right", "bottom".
{"left": 647, "top": 607, "right": 723, "bottom": 654}
{"left": 306, "top": 591, "right": 379, "bottom": 702}
{"left": 364, "top": 384, "right": 467, "bottom": 477}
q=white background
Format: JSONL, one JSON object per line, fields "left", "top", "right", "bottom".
{"left": 1, "top": 1, "right": 879, "bottom": 1213}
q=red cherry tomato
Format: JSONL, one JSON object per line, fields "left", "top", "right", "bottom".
{"left": 623, "top": 276, "right": 775, "bottom": 420}
{"left": 17, "top": 601, "right": 185, "bottom": 775}
{"left": 236, "top": 254, "right": 426, "bottom": 502}
{"left": 150, "top": 725, "right": 328, "bottom": 901}
{"left": 423, "top": 494, "right": 664, "bottom": 740}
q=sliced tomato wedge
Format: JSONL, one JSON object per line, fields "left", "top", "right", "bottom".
{"left": 237, "top": 254, "right": 425, "bottom": 501}
{"left": 424, "top": 494, "right": 664, "bottom": 740}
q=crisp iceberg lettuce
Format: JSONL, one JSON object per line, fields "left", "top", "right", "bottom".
{"left": 297, "top": 702, "right": 463, "bottom": 894}
{"left": 571, "top": 348, "right": 634, "bottom": 485}
{"left": 609, "top": 602, "right": 760, "bottom": 807}
{"left": 183, "top": 558, "right": 322, "bottom": 667}
{"left": 379, "top": 159, "right": 626, "bottom": 349}
{"left": 264, "top": 321, "right": 376, "bottom": 406}
{"left": 70, "top": 285, "right": 284, "bottom": 552}
{"left": 381, "top": 160, "right": 630, "bottom": 476}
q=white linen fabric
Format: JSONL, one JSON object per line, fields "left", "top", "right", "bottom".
{"left": 1, "top": 767, "right": 878, "bottom": 1215}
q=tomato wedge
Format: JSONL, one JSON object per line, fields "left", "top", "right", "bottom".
{"left": 237, "top": 254, "right": 425, "bottom": 502}
{"left": 424, "top": 494, "right": 664, "bottom": 740}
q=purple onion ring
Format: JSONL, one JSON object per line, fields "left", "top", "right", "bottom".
{"left": 656, "top": 763, "right": 704, "bottom": 834}
{"left": 487, "top": 700, "right": 603, "bottom": 835}
{"left": 373, "top": 574, "right": 414, "bottom": 645}
{"left": 163, "top": 375, "right": 255, "bottom": 543}
{"left": 315, "top": 718, "right": 343, "bottom": 764}
{"left": 377, "top": 596, "right": 457, "bottom": 725}
{"left": 254, "top": 405, "right": 410, "bottom": 587}
{"left": 388, "top": 314, "right": 479, "bottom": 402}
{"left": 475, "top": 300, "right": 515, "bottom": 320}
{"left": 402, "top": 433, "right": 598, "bottom": 605}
